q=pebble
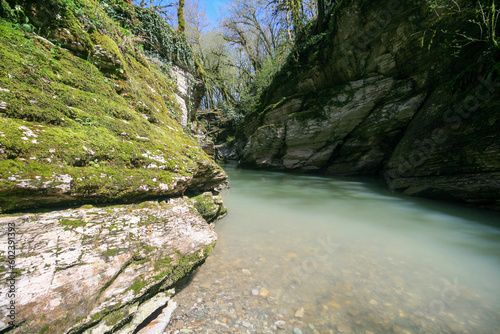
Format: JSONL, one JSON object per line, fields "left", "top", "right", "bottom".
{"left": 251, "top": 289, "right": 259, "bottom": 296}
{"left": 293, "top": 328, "right": 303, "bottom": 334}
{"left": 294, "top": 307, "right": 305, "bottom": 318}
{"left": 337, "top": 324, "right": 353, "bottom": 333}
{"left": 369, "top": 299, "right": 378, "bottom": 305}
{"left": 242, "top": 269, "right": 251, "bottom": 275}
{"left": 275, "top": 320, "right": 286, "bottom": 329}
{"left": 328, "top": 301, "right": 341, "bottom": 309}
{"left": 259, "top": 289, "right": 269, "bottom": 297}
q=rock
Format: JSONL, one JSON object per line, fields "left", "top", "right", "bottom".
{"left": 242, "top": 321, "right": 252, "bottom": 328}
{"left": 259, "top": 289, "right": 270, "bottom": 297}
{"left": 275, "top": 320, "right": 286, "bottom": 329}
{"left": 293, "top": 328, "right": 303, "bottom": 334}
{"left": 115, "top": 291, "right": 173, "bottom": 334}
{"left": 337, "top": 323, "right": 353, "bottom": 333}
{"left": 0, "top": 2, "right": 227, "bottom": 214}
{"left": 0, "top": 198, "right": 217, "bottom": 334}
{"left": 135, "top": 301, "right": 177, "bottom": 334}
{"left": 369, "top": 299, "right": 378, "bottom": 305}
{"left": 392, "top": 325, "right": 412, "bottom": 334}
{"left": 236, "top": 0, "right": 500, "bottom": 210}
{"left": 242, "top": 269, "right": 252, "bottom": 275}
{"left": 191, "top": 192, "right": 227, "bottom": 223}
{"left": 252, "top": 289, "right": 259, "bottom": 296}
{"left": 201, "top": 140, "right": 216, "bottom": 157}
{"left": 295, "top": 307, "right": 305, "bottom": 318}
{"left": 171, "top": 65, "right": 204, "bottom": 127}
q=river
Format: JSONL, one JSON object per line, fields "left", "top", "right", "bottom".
{"left": 168, "top": 165, "right": 500, "bottom": 333}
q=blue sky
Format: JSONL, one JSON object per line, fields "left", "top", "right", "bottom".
{"left": 201, "top": 0, "right": 227, "bottom": 28}
{"left": 133, "top": 0, "right": 227, "bottom": 28}
{"left": 205, "top": 0, "right": 225, "bottom": 24}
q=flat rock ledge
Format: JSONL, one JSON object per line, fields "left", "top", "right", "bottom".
{"left": 0, "top": 195, "right": 224, "bottom": 334}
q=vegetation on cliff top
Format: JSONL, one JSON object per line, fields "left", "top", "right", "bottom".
{"left": 245, "top": 0, "right": 500, "bottom": 121}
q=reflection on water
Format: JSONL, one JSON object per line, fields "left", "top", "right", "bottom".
{"left": 169, "top": 166, "right": 500, "bottom": 333}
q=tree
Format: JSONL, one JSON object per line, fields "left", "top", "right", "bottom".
{"left": 177, "top": 0, "right": 185, "bottom": 32}
{"left": 138, "top": 1, "right": 176, "bottom": 22}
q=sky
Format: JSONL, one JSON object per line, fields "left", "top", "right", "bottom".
{"left": 133, "top": 0, "right": 228, "bottom": 29}
{"left": 201, "top": 0, "right": 227, "bottom": 28}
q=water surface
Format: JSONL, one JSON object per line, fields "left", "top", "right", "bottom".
{"left": 169, "top": 166, "right": 500, "bottom": 333}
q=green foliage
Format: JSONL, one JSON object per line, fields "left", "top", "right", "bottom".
{"left": 101, "top": 1, "right": 194, "bottom": 71}
{"left": 417, "top": 0, "right": 500, "bottom": 87}
{"left": 6, "top": 4, "right": 35, "bottom": 32}
{"left": 219, "top": 102, "right": 244, "bottom": 128}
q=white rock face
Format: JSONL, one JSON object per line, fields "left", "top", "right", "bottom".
{"left": 172, "top": 65, "right": 195, "bottom": 127}
{"left": 172, "top": 65, "right": 204, "bottom": 127}
{"left": 0, "top": 198, "right": 218, "bottom": 334}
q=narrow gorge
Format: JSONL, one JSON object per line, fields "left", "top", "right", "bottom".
{"left": 0, "top": 0, "right": 499, "bottom": 333}
{"left": 236, "top": 0, "right": 500, "bottom": 210}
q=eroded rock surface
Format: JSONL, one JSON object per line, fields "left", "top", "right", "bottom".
{"left": 0, "top": 196, "right": 224, "bottom": 333}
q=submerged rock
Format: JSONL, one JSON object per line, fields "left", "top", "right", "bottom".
{"left": 0, "top": 198, "right": 221, "bottom": 333}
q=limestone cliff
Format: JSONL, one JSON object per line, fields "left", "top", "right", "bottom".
{"left": 0, "top": 0, "right": 227, "bottom": 332}
{"left": 238, "top": 0, "right": 500, "bottom": 210}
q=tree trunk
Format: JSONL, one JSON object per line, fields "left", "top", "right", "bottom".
{"left": 178, "top": 0, "right": 186, "bottom": 33}
{"left": 315, "top": 0, "right": 325, "bottom": 33}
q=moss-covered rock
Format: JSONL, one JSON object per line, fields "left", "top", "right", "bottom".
{"left": 0, "top": 0, "right": 225, "bottom": 212}
{"left": 191, "top": 191, "right": 227, "bottom": 223}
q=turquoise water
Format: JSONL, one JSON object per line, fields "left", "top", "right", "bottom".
{"left": 169, "top": 166, "right": 500, "bottom": 333}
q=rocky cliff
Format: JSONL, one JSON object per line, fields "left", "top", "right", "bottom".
{"left": 0, "top": 0, "right": 227, "bottom": 332}
{"left": 238, "top": 0, "right": 500, "bottom": 210}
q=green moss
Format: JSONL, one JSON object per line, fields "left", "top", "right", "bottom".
{"left": 102, "top": 248, "right": 119, "bottom": 257}
{"left": 153, "top": 256, "right": 172, "bottom": 272}
{"left": 130, "top": 280, "right": 146, "bottom": 294}
{"left": 59, "top": 219, "right": 87, "bottom": 228}
{"left": 103, "top": 307, "right": 129, "bottom": 327}
{"left": 204, "top": 242, "right": 216, "bottom": 257}
{"left": 191, "top": 193, "right": 219, "bottom": 221}
{"left": 39, "top": 325, "right": 50, "bottom": 334}
{"left": 0, "top": 0, "right": 225, "bottom": 212}
{"left": 59, "top": 8, "right": 94, "bottom": 57}
{"left": 90, "top": 310, "right": 105, "bottom": 322}
{"left": 134, "top": 257, "right": 150, "bottom": 265}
